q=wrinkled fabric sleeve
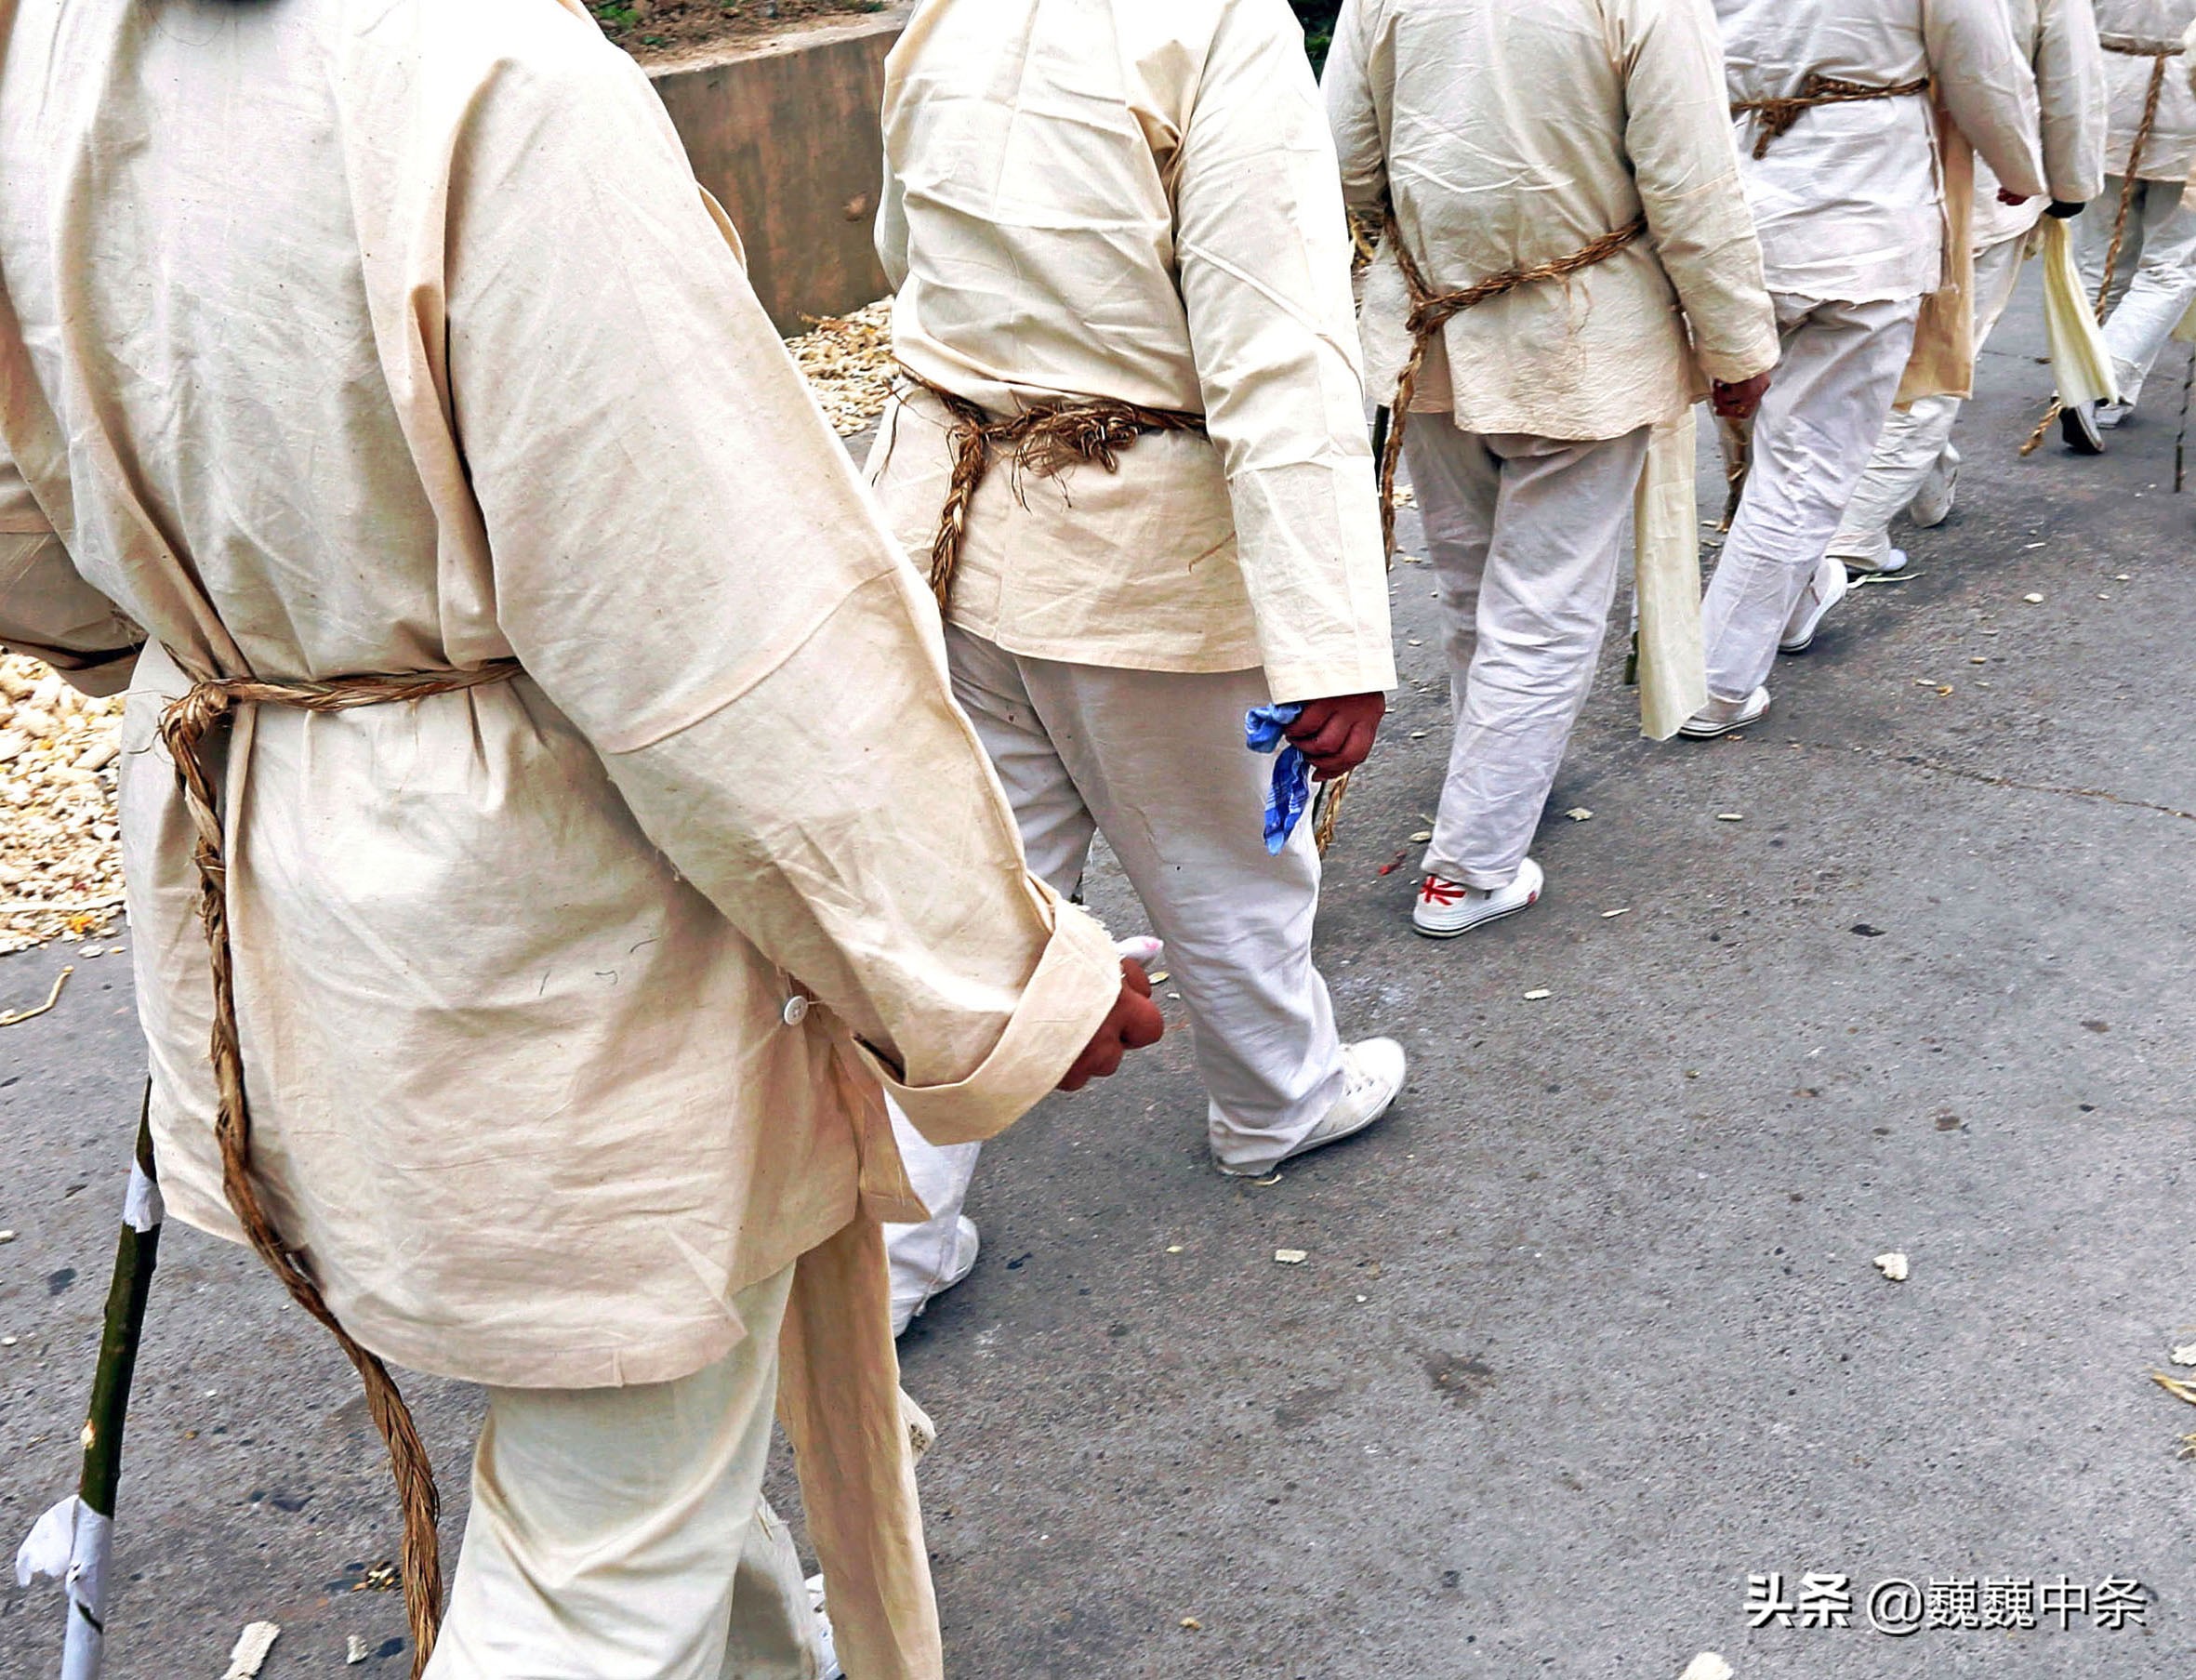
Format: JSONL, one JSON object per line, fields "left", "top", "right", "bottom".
{"left": 0, "top": 453, "right": 141, "bottom": 694}
{"left": 442, "top": 42, "right": 1120, "bottom": 1142}
{"left": 1926, "top": 0, "right": 2049, "bottom": 195}
{"left": 1321, "top": 0, "right": 1388, "bottom": 214}
{"left": 1619, "top": 0, "right": 1778, "bottom": 385}
{"left": 2037, "top": 0, "right": 2108, "bottom": 205}
{"left": 1173, "top": 0, "right": 1396, "bottom": 705}
{"left": 875, "top": 147, "right": 911, "bottom": 293}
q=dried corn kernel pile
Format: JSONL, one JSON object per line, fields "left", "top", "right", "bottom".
{"left": 0, "top": 655, "right": 126, "bottom": 957}
{"left": 787, "top": 298, "right": 895, "bottom": 437}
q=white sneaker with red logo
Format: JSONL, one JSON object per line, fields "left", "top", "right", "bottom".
{"left": 1410, "top": 856, "right": 1544, "bottom": 938}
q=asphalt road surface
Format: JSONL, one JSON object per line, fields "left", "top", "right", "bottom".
{"left": 3, "top": 269, "right": 2192, "bottom": 1678}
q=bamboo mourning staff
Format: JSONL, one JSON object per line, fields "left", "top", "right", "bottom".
{"left": 2021, "top": 36, "right": 2181, "bottom": 455}
{"left": 15, "top": 1094, "right": 161, "bottom": 1680}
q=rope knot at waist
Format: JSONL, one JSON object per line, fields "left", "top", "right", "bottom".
{"left": 1375, "top": 210, "right": 1648, "bottom": 556}
{"left": 1731, "top": 74, "right": 1931, "bottom": 159}
{"left": 154, "top": 653, "right": 522, "bottom": 1677}
{"left": 897, "top": 364, "right": 1206, "bottom": 611}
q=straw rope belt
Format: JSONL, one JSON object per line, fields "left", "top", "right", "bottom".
{"left": 1731, "top": 74, "right": 1931, "bottom": 160}
{"left": 157, "top": 657, "right": 522, "bottom": 1677}
{"left": 1375, "top": 209, "right": 1647, "bottom": 557}
{"left": 897, "top": 364, "right": 1207, "bottom": 612}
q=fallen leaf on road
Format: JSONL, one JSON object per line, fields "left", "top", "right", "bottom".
{"left": 1409, "top": 829, "right": 1433, "bottom": 843}
{"left": 1180, "top": 1616, "right": 1204, "bottom": 1631}
{"left": 1564, "top": 807, "right": 1593, "bottom": 822}
{"left": 1714, "top": 813, "right": 1743, "bottom": 823}
{"left": 2169, "top": 1343, "right": 2196, "bottom": 1367}
{"left": 1678, "top": 1656, "right": 1732, "bottom": 1680}
{"left": 1274, "top": 1249, "right": 1308, "bottom": 1265}
{"left": 1601, "top": 908, "right": 1631, "bottom": 919}
{"left": 0, "top": 965, "right": 71, "bottom": 1028}
{"left": 1522, "top": 988, "right": 1552, "bottom": 1000}
{"left": 1873, "top": 1252, "right": 1910, "bottom": 1282}
{"left": 347, "top": 1635, "right": 369, "bottom": 1665}
{"left": 2022, "top": 592, "right": 2044, "bottom": 603}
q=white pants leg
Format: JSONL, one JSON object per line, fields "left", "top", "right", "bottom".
{"left": 1405, "top": 417, "right": 1649, "bottom": 890}
{"left": 881, "top": 1098, "right": 982, "bottom": 1334}
{"left": 880, "top": 649, "right": 1104, "bottom": 1325}
{"left": 1831, "top": 233, "right": 2028, "bottom": 565}
{"left": 2091, "top": 179, "right": 2196, "bottom": 408}
{"left": 1701, "top": 294, "right": 1921, "bottom": 703}
{"left": 425, "top": 1265, "right": 816, "bottom": 1680}
{"left": 944, "top": 625, "right": 1344, "bottom": 1175}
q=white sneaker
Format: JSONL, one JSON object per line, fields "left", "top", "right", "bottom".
{"left": 1677, "top": 686, "right": 1770, "bottom": 739}
{"left": 892, "top": 1215, "right": 979, "bottom": 1337}
{"left": 1779, "top": 555, "right": 1848, "bottom": 653}
{"left": 1835, "top": 544, "right": 1907, "bottom": 578}
{"left": 1908, "top": 447, "right": 1958, "bottom": 527}
{"left": 806, "top": 1574, "right": 845, "bottom": 1680}
{"left": 2097, "top": 399, "right": 2133, "bottom": 430}
{"left": 1411, "top": 856, "right": 1544, "bottom": 939}
{"left": 1214, "top": 1038, "right": 1406, "bottom": 1176}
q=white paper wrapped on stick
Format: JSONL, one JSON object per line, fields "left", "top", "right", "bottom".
{"left": 1631, "top": 407, "right": 1708, "bottom": 741}
{"left": 122, "top": 1157, "right": 164, "bottom": 1233}
{"left": 16, "top": 1493, "right": 111, "bottom": 1680}
{"left": 2040, "top": 218, "right": 2119, "bottom": 410}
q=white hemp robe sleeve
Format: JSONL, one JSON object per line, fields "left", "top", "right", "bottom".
{"left": 440, "top": 40, "right": 1120, "bottom": 1140}
{"left": 1173, "top": 0, "right": 1395, "bottom": 702}
{"left": 1974, "top": 0, "right": 2109, "bottom": 248}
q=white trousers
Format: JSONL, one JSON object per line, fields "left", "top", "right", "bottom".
{"left": 1701, "top": 294, "right": 1921, "bottom": 703}
{"left": 887, "top": 626, "right": 1344, "bottom": 1257}
{"left": 1831, "top": 232, "right": 2029, "bottom": 567}
{"left": 1403, "top": 417, "right": 1650, "bottom": 890}
{"left": 2076, "top": 177, "right": 2196, "bottom": 409}
{"left": 883, "top": 1098, "right": 980, "bottom": 1332}
{"left": 425, "top": 1265, "right": 819, "bottom": 1680}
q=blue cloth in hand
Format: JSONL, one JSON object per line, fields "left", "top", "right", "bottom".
{"left": 1245, "top": 703, "right": 1310, "bottom": 855}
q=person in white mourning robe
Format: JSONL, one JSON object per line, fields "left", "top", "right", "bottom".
{"left": 0, "top": 1, "right": 1165, "bottom": 1674}
{"left": 865, "top": 0, "right": 1406, "bottom": 1300}
{"left": 1832, "top": 0, "right": 2105, "bottom": 568}
{"left": 1325, "top": 0, "right": 1779, "bottom": 936}
{"left": 1688, "top": 0, "right": 2046, "bottom": 737}
{"left": 2059, "top": 0, "right": 2196, "bottom": 447}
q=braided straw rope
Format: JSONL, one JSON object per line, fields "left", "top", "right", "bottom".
{"left": 1730, "top": 74, "right": 1931, "bottom": 160}
{"left": 899, "top": 365, "right": 1206, "bottom": 613}
{"left": 2020, "top": 37, "right": 2180, "bottom": 455}
{"left": 157, "top": 659, "right": 521, "bottom": 1678}
{"left": 1375, "top": 211, "right": 1648, "bottom": 561}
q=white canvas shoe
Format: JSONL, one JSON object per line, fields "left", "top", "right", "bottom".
{"left": 2096, "top": 398, "right": 2133, "bottom": 430}
{"left": 1215, "top": 1038, "right": 1406, "bottom": 1176}
{"left": 1908, "top": 447, "right": 1958, "bottom": 527}
{"left": 1411, "top": 856, "right": 1545, "bottom": 939}
{"left": 1778, "top": 555, "right": 1848, "bottom": 653}
{"left": 1678, "top": 686, "right": 1770, "bottom": 739}
{"left": 892, "top": 1215, "right": 979, "bottom": 1336}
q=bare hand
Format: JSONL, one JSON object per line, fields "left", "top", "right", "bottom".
{"left": 1711, "top": 372, "right": 1772, "bottom": 421}
{"left": 1056, "top": 959, "right": 1164, "bottom": 1091}
{"left": 1282, "top": 692, "right": 1385, "bottom": 781}
{"left": 1997, "top": 189, "right": 2031, "bottom": 207}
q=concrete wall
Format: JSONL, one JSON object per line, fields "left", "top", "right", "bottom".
{"left": 649, "top": 11, "right": 906, "bottom": 336}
